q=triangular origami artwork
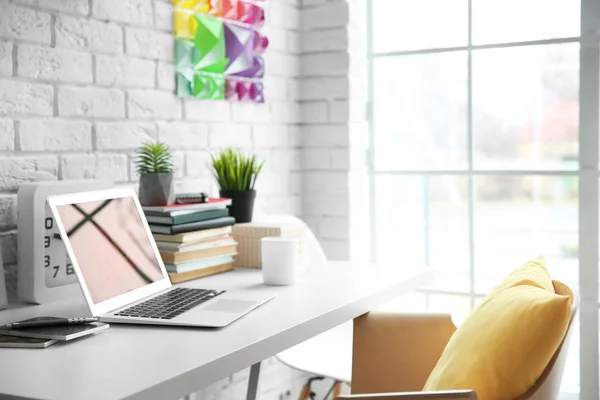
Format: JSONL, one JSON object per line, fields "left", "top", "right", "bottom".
{"left": 195, "top": 0, "right": 212, "bottom": 13}
{"left": 220, "top": 0, "right": 241, "bottom": 21}
{"left": 224, "top": 23, "right": 254, "bottom": 76}
{"left": 225, "top": 79, "right": 238, "bottom": 101}
{"left": 231, "top": 55, "right": 264, "bottom": 78}
{"left": 172, "top": 0, "right": 214, "bottom": 13}
{"left": 219, "top": 0, "right": 264, "bottom": 27}
{"left": 254, "top": 32, "right": 268, "bottom": 54}
{"left": 172, "top": 0, "right": 267, "bottom": 103}
{"left": 193, "top": 72, "right": 225, "bottom": 100}
{"left": 174, "top": 39, "right": 198, "bottom": 81}
{"left": 239, "top": 2, "right": 263, "bottom": 26}
{"left": 250, "top": 82, "right": 264, "bottom": 103}
{"left": 236, "top": 81, "right": 252, "bottom": 101}
{"left": 172, "top": 0, "right": 198, "bottom": 9}
{"left": 174, "top": 9, "right": 198, "bottom": 39}
{"left": 176, "top": 73, "right": 193, "bottom": 97}
{"left": 193, "top": 14, "right": 229, "bottom": 74}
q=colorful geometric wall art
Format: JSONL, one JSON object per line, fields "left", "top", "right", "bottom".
{"left": 172, "top": 0, "right": 268, "bottom": 103}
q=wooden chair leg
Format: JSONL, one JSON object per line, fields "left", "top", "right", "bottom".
{"left": 332, "top": 381, "right": 342, "bottom": 399}
{"left": 298, "top": 383, "right": 311, "bottom": 400}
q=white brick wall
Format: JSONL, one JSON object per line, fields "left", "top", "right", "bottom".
{"left": 0, "top": 0, "right": 363, "bottom": 398}
{"left": 58, "top": 86, "right": 126, "bottom": 118}
{"left": 299, "top": 0, "right": 369, "bottom": 262}
{"left": 18, "top": 44, "right": 94, "bottom": 83}
{"left": 55, "top": 15, "right": 124, "bottom": 54}
{"left": 0, "top": 3, "right": 51, "bottom": 44}
{"left": 96, "top": 54, "right": 156, "bottom": 88}
{"left": 0, "top": 42, "right": 12, "bottom": 76}
{"left": 18, "top": 119, "right": 92, "bottom": 151}
{"left": 0, "top": 80, "right": 54, "bottom": 116}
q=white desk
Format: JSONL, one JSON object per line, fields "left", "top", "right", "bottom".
{"left": 0, "top": 262, "right": 432, "bottom": 400}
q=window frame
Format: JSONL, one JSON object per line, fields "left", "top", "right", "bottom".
{"left": 365, "top": 0, "right": 600, "bottom": 397}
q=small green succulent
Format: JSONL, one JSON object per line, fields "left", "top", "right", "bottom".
{"left": 136, "top": 142, "right": 174, "bottom": 174}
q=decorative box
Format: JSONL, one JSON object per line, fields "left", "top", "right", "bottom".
{"left": 233, "top": 218, "right": 306, "bottom": 268}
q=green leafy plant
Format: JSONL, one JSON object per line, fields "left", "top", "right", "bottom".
{"left": 210, "top": 148, "right": 264, "bottom": 191}
{"left": 136, "top": 142, "right": 174, "bottom": 174}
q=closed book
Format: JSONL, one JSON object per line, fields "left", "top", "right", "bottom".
{"left": 156, "top": 237, "right": 235, "bottom": 253}
{"left": 153, "top": 226, "right": 233, "bottom": 244}
{"left": 0, "top": 335, "right": 58, "bottom": 348}
{"left": 0, "top": 317, "right": 109, "bottom": 341}
{"left": 145, "top": 208, "right": 229, "bottom": 226}
{"left": 164, "top": 255, "right": 235, "bottom": 273}
{"left": 150, "top": 216, "right": 235, "bottom": 235}
{"left": 160, "top": 243, "right": 237, "bottom": 264}
{"left": 169, "top": 263, "right": 233, "bottom": 284}
{"left": 145, "top": 209, "right": 205, "bottom": 217}
{"left": 142, "top": 198, "right": 231, "bottom": 214}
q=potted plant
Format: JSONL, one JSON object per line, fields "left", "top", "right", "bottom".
{"left": 136, "top": 141, "right": 176, "bottom": 206}
{"left": 210, "top": 148, "right": 264, "bottom": 223}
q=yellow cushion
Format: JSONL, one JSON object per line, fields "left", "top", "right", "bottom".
{"left": 487, "top": 255, "right": 555, "bottom": 296}
{"left": 423, "top": 256, "right": 571, "bottom": 400}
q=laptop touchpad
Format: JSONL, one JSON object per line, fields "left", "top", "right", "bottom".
{"left": 204, "top": 299, "right": 257, "bottom": 313}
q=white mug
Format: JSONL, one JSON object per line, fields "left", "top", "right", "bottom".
{"left": 261, "top": 237, "right": 299, "bottom": 286}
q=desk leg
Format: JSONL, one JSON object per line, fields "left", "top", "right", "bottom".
{"left": 246, "top": 362, "right": 261, "bottom": 400}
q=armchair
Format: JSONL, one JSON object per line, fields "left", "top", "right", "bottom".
{"left": 338, "top": 281, "right": 578, "bottom": 400}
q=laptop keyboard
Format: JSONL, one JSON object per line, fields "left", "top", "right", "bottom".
{"left": 114, "top": 288, "right": 225, "bottom": 320}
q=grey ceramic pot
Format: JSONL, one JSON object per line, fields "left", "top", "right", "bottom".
{"left": 138, "top": 173, "right": 175, "bottom": 206}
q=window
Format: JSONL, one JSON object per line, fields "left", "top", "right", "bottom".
{"left": 367, "top": 1, "right": 599, "bottom": 398}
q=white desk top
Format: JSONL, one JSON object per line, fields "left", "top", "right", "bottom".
{"left": 0, "top": 262, "right": 432, "bottom": 400}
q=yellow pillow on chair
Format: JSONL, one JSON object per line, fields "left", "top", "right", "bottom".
{"left": 423, "top": 256, "right": 571, "bottom": 400}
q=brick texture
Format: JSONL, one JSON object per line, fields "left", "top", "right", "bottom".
{"left": 17, "top": 45, "right": 93, "bottom": 83}
{"left": 127, "top": 90, "right": 182, "bottom": 119}
{"left": 55, "top": 16, "right": 123, "bottom": 54}
{"left": 0, "top": 80, "right": 53, "bottom": 116}
{"left": 0, "top": 42, "right": 12, "bottom": 76}
{"left": 92, "top": 0, "right": 153, "bottom": 27}
{"left": 18, "top": 120, "right": 92, "bottom": 151}
{"left": 125, "top": 27, "right": 173, "bottom": 61}
{"left": 96, "top": 55, "right": 155, "bottom": 88}
{"left": 58, "top": 86, "right": 126, "bottom": 118}
{"left": 14, "top": 0, "right": 89, "bottom": 15}
{"left": 300, "top": 0, "right": 366, "bottom": 261}
{"left": 0, "top": 4, "right": 51, "bottom": 44}
{"left": 0, "top": 119, "right": 14, "bottom": 151}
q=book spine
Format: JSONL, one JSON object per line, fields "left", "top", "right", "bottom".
{"left": 169, "top": 263, "right": 233, "bottom": 284}
{"left": 169, "top": 217, "right": 235, "bottom": 235}
{"left": 160, "top": 244, "right": 237, "bottom": 263}
{"left": 148, "top": 209, "right": 229, "bottom": 226}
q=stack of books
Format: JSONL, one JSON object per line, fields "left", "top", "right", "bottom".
{"left": 143, "top": 199, "right": 237, "bottom": 283}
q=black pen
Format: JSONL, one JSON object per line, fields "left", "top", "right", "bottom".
{"left": 4, "top": 317, "right": 98, "bottom": 329}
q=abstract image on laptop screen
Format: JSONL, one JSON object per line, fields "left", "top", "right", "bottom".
{"left": 56, "top": 197, "right": 164, "bottom": 304}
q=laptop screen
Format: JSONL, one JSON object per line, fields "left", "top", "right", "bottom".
{"left": 55, "top": 196, "right": 164, "bottom": 304}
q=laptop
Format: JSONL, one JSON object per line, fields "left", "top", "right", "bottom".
{"left": 48, "top": 187, "right": 275, "bottom": 328}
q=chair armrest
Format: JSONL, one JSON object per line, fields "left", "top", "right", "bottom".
{"left": 336, "top": 390, "right": 477, "bottom": 400}
{"left": 352, "top": 312, "right": 456, "bottom": 394}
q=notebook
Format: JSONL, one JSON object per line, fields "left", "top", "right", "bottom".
{"left": 153, "top": 226, "right": 233, "bottom": 244}
{"left": 0, "top": 335, "right": 58, "bottom": 349}
{"left": 164, "top": 255, "right": 236, "bottom": 273}
{"left": 0, "top": 317, "right": 110, "bottom": 341}
{"left": 149, "top": 216, "right": 235, "bottom": 235}
{"left": 145, "top": 208, "right": 229, "bottom": 226}
{"left": 142, "top": 198, "right": 231, "bottom": 214}
{"left": 159, "top": 243, "right": 237, "bottom": 263}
